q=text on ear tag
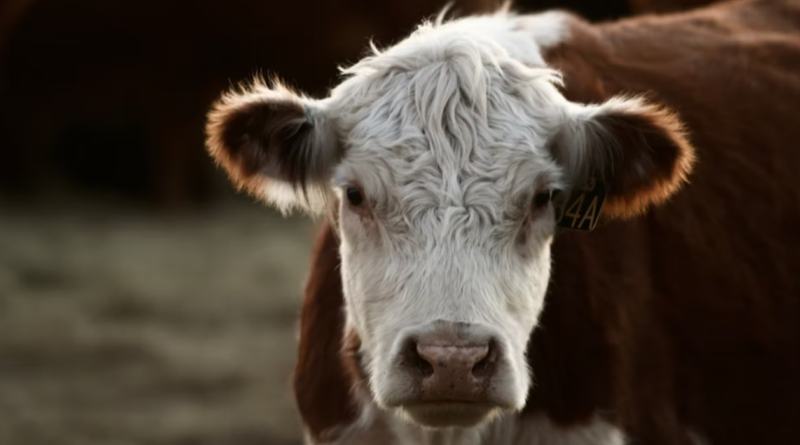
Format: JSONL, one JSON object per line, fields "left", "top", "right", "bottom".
{"left": 556, "top": 177, "right": 607, "bottom": 231}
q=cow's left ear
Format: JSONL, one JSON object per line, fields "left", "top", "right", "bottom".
{"left": 206, "top": 78, "right": 341, "bottom": 214}
{"left": 551, "top": 95, "right": 696, "bottom": 219}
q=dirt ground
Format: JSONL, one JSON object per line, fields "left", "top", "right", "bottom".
{"left": 0, "top": 196, "right": 318, "bottom": 445}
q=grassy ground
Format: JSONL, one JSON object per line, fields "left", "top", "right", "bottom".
{"left": 0, "top": 196, "right": 317, "bottom": 445}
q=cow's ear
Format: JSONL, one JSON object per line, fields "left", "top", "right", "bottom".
{"left": 293, "top": 224, "right": 362, "bottom": 443}
{"left": 206, "top": 78, "right": 341, "bottom": 214}
{"left": 551, "top": 95, "right": 695, "bottom": 219}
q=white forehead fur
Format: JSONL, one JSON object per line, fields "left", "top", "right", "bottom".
{"left": 324, "top": 9, "right": 575, "bottom": 224}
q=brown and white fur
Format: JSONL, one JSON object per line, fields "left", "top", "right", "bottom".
{"left": 206, "top": 1, "right": 800, "bottom": 444}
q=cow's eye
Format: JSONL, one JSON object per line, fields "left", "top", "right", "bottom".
{"left": 346, "top": 187, "right": 364, "bottom": 206}
{"left": 534, "top": 190, "right": 552, "bottom": 208}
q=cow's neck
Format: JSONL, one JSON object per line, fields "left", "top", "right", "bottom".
{"left": 331, "top": 401, "right": 626, "bottom": 445}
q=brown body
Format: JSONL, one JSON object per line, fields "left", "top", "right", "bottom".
{"left": 629, "top": 0, "right": 718, "bottom": 13}
{"left": 295, "top": 1, "right": 800, "bottom": 444}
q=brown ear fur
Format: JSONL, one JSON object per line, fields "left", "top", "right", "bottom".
{"left": 591, "top": 101, "right": 695, "bottom": 219}
{"left": 557, "top": 98, "right": 696, "bottom": 220}
{"left": 293, "top": 224, "right": 362, "bottom": 443}
{"left": 205, "top": 79, "right": 340, "bottom": 206}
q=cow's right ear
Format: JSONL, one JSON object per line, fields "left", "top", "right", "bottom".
{"left": 206, "top": 79, "right": 341, "bottom": 214}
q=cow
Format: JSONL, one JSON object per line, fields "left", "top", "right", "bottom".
{"left": 205, "top": 1, "right": 800, "bottom": 444}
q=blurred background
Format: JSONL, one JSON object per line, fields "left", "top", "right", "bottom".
{"left": 0, "top": 0, "right": 712, "bottom": 444}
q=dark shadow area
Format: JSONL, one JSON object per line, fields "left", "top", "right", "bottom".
{"left": 0, "top": 0, "right": 634, "bottom": 208}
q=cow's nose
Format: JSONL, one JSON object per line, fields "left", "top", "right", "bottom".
{"left": 416, "top": 343, "right": 490, "bottom": 375}
{"left": 410, "top": 339, "right": 498, "bottom": 401}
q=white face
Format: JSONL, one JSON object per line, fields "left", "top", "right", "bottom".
{"left": 321, "top": 32, "right": 572, "bottom": 424}
{"left": 334, "top": 151, "right": 556, "bottom": 419}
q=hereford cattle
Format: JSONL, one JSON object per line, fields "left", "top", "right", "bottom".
{"left": 205, "top": 0, "right": 800, "bottom": 444}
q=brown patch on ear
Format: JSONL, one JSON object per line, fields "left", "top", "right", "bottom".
{"left": 225, "top": 100, "right": 310, "bottom": 178}
{"left": 588, "top": 101, "right": 695, "bottom": 219}
{"left": 293, "top": 223, "right": 361, "bottom": 443}
{"left": 205, "top": 80, "right": 339, "bottom": 204}
{"left": 207, "top": 94, "right": 308, "bottom": 191}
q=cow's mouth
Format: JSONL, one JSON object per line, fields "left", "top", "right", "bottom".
{"left": 400, "top": 402, "right": 500, "bottom": 428}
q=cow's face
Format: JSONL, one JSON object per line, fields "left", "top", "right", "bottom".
{"left": 206, "top": 13, "right": 693, "bottom": 431}
{"left": 332, "top": 63, "right": 559, "bottom": 424}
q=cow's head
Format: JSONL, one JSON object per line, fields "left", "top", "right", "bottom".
{"left": 206, "top": 10, "right": 694, "bottom": 435}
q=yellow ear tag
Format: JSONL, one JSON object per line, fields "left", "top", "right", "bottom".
{"left": 555, "top": 177, "right": 607, "bottom": 231}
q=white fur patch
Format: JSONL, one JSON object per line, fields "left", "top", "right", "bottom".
{"left": 320, "top": 407, "right": 627, "bottom": 445}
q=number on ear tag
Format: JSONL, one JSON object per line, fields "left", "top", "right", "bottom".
{"left": 555, "top": 177, "right": 607, "bottom": 231}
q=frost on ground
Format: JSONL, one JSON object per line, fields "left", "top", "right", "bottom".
{"left": 0, "top": 197, "right": 318, "bottom": 445}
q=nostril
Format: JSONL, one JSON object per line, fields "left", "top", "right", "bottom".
{"left": 471, "top": 341, "right": 498, "bottom": 379}
{"left": 415, "top": 356, "right": 435, "bottom": 377}
{"left": 406, "top": 341, "right": 434, "bottom": 377}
